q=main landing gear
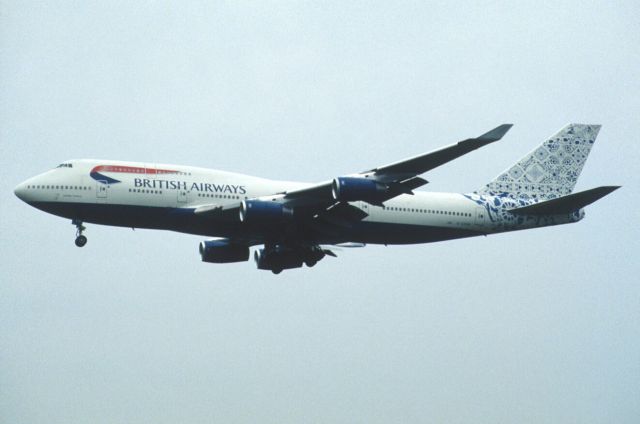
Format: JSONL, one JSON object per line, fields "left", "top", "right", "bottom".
{"left": 73, "top": 219, "right": 87, "bottom": 247}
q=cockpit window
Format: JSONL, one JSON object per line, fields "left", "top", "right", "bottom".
{"left": 56, "top": 163, "right": 73, "bottom": 168}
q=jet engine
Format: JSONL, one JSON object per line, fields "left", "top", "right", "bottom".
{"left": 199, "top": 239, "right": 250, "bottom": 263}
{"left": 239, "top": 200, "right": 294, "bottom": 223}
{"left": 331, "top": 177, "right": 387, "bottom": 202}
{"left": 254, "top": 248, "right": 303, "bottom": 274}
{"left": 254, "top": 245, "right": 328, "bottom": 274}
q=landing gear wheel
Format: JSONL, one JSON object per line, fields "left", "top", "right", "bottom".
{"left": 271, "top": 268, "right": 283, "bottom": 275}
{"left": 75, "top": 235, "right": 87, "bottom": 247}
{"left": 305, "top": 259, "right": 317, "bottom": 268}
{"left": 72, "top": 219, "right": 87, "bottom": 247}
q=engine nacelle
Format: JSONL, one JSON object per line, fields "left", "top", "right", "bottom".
{"left": 199, "top": 240, "right": 250, "bottom": 263}
{"left": 332, "top": 177, "right": 387, "bottom": 202}
{"left": 254, "top": 247, "right": 304, "bottom": 273}
{"left": 254, "top": 245, "right": 327, "bottom": 273}
{"left": 239, "top": 200, "right": 293, "bottom": 223}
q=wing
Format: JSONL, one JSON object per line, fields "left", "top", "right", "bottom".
{"left": 281, "top": 123, "right": 512, "bottom": 208}
{"left": 195, "top": 124, "right": 512, "bottom": 228}
{"left": 363, "top": 123, "right": 513, "bottom": 182}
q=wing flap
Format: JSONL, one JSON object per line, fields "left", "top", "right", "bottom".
{"left": 194, "top": 202, "right": 241, "bottom": 220}
{"left": 316, "top": 201, "right": 368, "bottom": 227}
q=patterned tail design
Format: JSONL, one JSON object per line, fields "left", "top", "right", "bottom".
{"left": 477, "top": 124, "right": 600, "bottom": 201}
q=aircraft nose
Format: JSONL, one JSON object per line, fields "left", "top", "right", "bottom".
{"left": 14, "top": 181, "right": 28, "bottom": 201}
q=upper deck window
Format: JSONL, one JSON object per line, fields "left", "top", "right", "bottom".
{"left": 56, "top": 163, "right": 73, "bottom": 168}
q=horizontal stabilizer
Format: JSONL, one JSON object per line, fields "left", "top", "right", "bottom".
{"left": 509, "top": 186, "right": 620, "bottom": 215}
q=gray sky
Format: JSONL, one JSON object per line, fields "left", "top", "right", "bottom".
{"left": 1, "top": 1, "right": 639, "bottom": 423}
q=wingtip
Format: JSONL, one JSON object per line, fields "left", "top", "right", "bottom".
{"left": 478, "top": 123, "right": 514, "bottom": 141}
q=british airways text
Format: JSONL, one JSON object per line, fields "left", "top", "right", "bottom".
{"left": 134, "top": 178, "right": 246, "bottom": 194}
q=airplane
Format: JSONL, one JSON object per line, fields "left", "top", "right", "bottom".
{"left": 14, "top": 123, "right": 619, "bottom": 274}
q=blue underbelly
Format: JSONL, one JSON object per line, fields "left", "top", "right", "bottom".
{"left": 27, "top": 201, "right": 484, "bottom": 245}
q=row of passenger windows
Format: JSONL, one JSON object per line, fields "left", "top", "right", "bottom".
{"left": 27, "top": 185, "right": 91, "bottom": 190}
{"left": 128, "top": 188, "right": 162, "bottom": 195}
{"left": 197, "top": 193, "right": 243, "bottom": 200}
{"left": 382, "top": 206, "right": 472, "bottom": 217}
{"left": 23, "top": 183, "right": 473, "bottom": 219}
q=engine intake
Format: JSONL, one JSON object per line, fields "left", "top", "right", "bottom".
{"left": 332, "top": 177, "right": 387, "bottom": 202}
{"left": 239, "top": 200, "right": 293, "bottom": 223}
{"left": 199, "top": 240, "right": 250, "bottom": 263}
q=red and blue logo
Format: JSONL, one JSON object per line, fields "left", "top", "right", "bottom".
{"left": 90, "top": 165, "right": 179, "bottom": 184}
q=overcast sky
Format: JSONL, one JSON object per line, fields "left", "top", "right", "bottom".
{"left": 1, "top": 1, "right": 639, "bottom": 423}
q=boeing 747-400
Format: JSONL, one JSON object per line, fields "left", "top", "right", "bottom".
{"left": 14, "top": 123, "right": 619, "bottom": 273}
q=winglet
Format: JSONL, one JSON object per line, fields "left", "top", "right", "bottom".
{"left": 477, "top": 124, "right": 513, "bottom": 142}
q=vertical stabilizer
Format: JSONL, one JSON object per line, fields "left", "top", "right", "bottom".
{"left": 477, "top": 124, "right": 600, "bottom": 200}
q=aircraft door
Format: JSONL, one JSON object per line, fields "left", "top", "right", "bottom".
{"left": 96, "top": 181, "right": 108, "bottom": 201}
{"left": 177, "top": 189, "right": 188, "bottom": 203}
{"left": 474, "top": 206, "right": 486, "bottom": 226}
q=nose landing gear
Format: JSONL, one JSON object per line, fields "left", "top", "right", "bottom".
{"left": 72, "top": 219, "right": 87, "bottom": 247}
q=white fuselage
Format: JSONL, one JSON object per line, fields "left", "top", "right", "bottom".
{"left": 14, "top": 159, "right": 583, "bottom": 245}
